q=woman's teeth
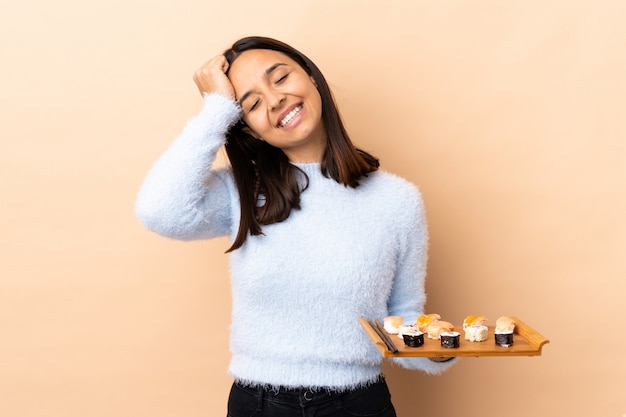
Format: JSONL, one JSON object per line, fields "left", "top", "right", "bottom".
{"left": 279, "top": 105, "right": 302, "bottom": 127}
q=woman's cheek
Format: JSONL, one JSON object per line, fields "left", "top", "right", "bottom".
{"left": 247, "top": 115, "right": 263, "bottom": 133}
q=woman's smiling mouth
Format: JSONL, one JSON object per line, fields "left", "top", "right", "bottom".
{"left": 278, "top": 105, "right": 303, "bottom": 127}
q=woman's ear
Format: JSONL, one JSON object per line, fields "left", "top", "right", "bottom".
{"left": 309, "top": 76, "right": 318, "bottom": 88}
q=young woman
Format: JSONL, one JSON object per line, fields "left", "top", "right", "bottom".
{"left": 136, "top": 36, "right": 455, "bottom": 417}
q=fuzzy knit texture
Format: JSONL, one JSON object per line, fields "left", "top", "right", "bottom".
{"left": 135, "top": 93, "right": 456, "bottom": 390}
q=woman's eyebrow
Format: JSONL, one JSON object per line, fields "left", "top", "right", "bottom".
{"left": 238, "top": 63, "right": 288, "bottom": 106}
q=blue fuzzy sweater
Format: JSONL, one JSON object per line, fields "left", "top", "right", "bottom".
{"left": 135, "top": 93, "right": 455, "bottom": 389}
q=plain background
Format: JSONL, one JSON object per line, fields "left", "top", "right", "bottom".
{"left": 2, "top": 1, "right": 625, "bottom": 416}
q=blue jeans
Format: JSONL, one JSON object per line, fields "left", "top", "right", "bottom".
{"left": 227, "top": 376, "right": 397, "bottom": 417}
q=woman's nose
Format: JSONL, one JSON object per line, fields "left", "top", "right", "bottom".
{"left": 267, "top": 90, "right": 286, "bottom": 110}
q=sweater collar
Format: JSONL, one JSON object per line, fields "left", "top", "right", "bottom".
{"left": 291, "top": 162, "right": 325, "bottom": 180}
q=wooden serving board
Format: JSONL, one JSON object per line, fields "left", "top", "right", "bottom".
{"left": 359, "top": 316, "right": 549, "bottom": 357}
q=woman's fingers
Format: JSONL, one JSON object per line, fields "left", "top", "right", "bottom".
{"left": 193, "top": 55, "right": 235, "bottom": 99}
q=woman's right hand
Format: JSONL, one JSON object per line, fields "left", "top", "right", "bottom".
{"left": 193, "top": 55, "right": 235, "bottom": 99}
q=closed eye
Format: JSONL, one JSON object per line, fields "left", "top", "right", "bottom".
{"left": 275, "top": 73, "right": 289, "bottom": 84}
{"left": 248, "top": 99, "right": 260, "bottom": 113}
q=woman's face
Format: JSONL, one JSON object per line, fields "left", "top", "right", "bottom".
{"left": 228, "top": 49, "right": 326, "bottom": 162}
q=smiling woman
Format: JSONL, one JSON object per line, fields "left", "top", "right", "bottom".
{"left": 135, "top": 36, "right": 456, "bottom": 417}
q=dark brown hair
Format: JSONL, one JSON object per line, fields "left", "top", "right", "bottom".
{"left": 223, "top": 36, "right": 379, "bottom": 252}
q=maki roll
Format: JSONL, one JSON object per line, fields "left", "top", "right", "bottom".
{"left": 440, "top": 331, "right": 461, "bottom": 348}
{"left": 463, "top": 315, "right": 489, "bottom": 342}
{"left": 495, "top": 331, "right": 514, "bottom": 347}
{"left": 495, "top": 316, "right": 516, "bottom": 347}
{"left": 465, "top": 325, "right": 489, "bottom": 342}
{"left": 402, "top": 329, "right": 425, "bottom": 347}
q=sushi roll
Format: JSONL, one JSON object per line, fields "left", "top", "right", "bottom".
{"left": 440, "top": 331, "right": 461, "bottom": 348}
{"left": 463, "top": 315, "right": 489, "bottom": 342}
{"left": 495, "top": 331, "right": 514, "bottom": 347}
{"left": 402, "top": 329, "right": 425, "bottom": 347}
{"left": 495, "top": 316, "right": 516, "bottom": 347}
{"left": 464, "top": 325, "right": 489, "bottom": 342}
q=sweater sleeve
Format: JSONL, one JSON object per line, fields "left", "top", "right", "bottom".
{"left": 386, "top": 186, "right": 458, "bottom": 374}
{"left": 135, "top": 93, "right": 241, "bottom": 241}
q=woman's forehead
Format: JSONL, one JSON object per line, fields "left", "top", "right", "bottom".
{"left": 229, "top": 50, "right": 296, "bottom": 80}
{"left": 228, "top": 49, "right": 298, "bottom": 97}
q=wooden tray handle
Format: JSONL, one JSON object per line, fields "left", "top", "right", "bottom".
{"left": 512, "top": 316, "right": 550, "bottom": 350}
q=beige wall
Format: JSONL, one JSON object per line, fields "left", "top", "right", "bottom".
{"left": 2, "top": 1, "right": 624, "bottom": 416}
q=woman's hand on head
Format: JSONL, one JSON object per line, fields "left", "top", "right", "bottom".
{"left": 193, "top": 55, "right": 235, "bottom": 99}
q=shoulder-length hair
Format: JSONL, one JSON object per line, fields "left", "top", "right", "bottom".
{"left": 223, "top": 36, "right": 379, "bottom": 252}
